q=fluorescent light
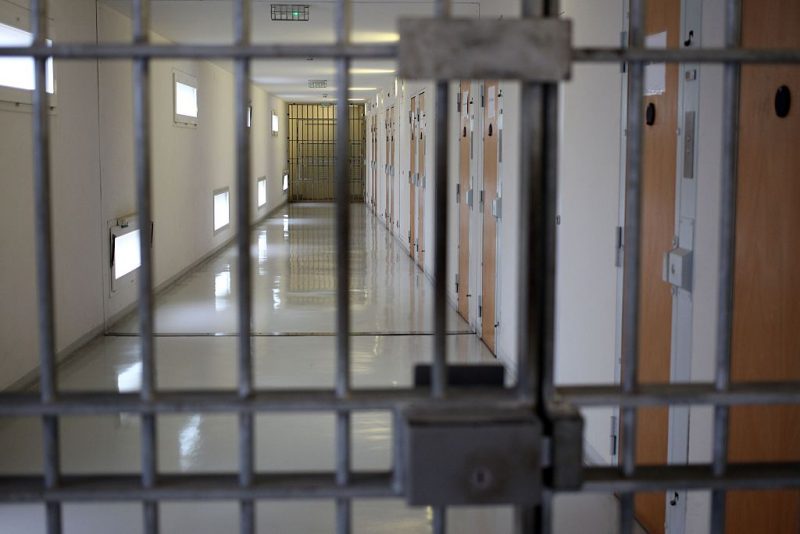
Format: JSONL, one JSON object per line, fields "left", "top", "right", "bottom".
{"left": 350, "top": 68, "right": 396, "bottom": 75}
{"left": 349, "top": 87, "right": 377, "bottom": 91}
{"left": 352, "top": 31, "right": 400, "bottom": 43}
{"left": 349, "top": 98, "right": 365, "bottom": 102}
{"left": 272, "top": 111, "right": 279, "bottom": 134}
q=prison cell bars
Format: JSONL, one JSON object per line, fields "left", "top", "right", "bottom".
{"left": 4, "top": 0, "right": 800, "bottom": 533}
{"left": 31, "top": 0, "right": 60, "bottom": 533}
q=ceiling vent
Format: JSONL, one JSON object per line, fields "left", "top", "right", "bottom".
{"left": 271, "top": 4, "right": 310, "bottom": 22}
{"left": 308, "top": 79, "right": 328, "bottom": 89}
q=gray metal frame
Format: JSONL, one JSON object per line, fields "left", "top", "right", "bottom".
{"left": 3, "top": 0, "right": 800, "bottom": 533}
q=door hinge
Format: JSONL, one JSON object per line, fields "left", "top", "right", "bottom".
{"left": 479, "top": 190, "right": 485, "bottom": 213}
{"left": 615, "top": 226, "right": 624, "bottom": 267}
{"left": 620, "top": 31, "right": 628, "bottom": 73}
{"left": 480, "top": 85, "right": 485, "bottom": 108}
{"left": 456, "top": 183, "right": 460, "bottom": 204}
{"left": 455, "top": 273, "right": 460, "bottom": 293}
{"left": 610, "top": 415, "right": 619, "bottom": 457}
{"left": 478, "top": 295, "right": 483, "bottom": 318}
{"left": 457, "top": 92, "right": 462, "bottom": 113}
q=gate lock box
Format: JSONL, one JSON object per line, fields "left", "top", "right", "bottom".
{"left": 401, "top": 402, "right": 584, "bottom": 507}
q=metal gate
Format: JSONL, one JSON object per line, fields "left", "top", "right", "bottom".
{"left": 1, "top": 1, "right": 800, "bottom": 534}
{"left": 287, "top": 102, "right": 365, "bottom": 202}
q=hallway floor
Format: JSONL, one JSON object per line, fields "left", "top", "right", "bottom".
{"left": 0, "top": 203, "right": 633, "bottom": 533}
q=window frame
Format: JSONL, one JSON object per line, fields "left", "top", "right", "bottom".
{"left": 213, "top": 187, "right": 231, "bottom": 234}
{"left": 257, "top": 177, "right": 267, "bottom": 208}
{"left": 271, "top": 110, "right": 279, "bottom": 136}
{"left": 173, "top": 70, "right": 198, "bottom": 126}
{"left": 0, "top": 11, "right": 57, "bottom": 109}
{"left": 109, "top": 217, "right": 142, "bottom": 294}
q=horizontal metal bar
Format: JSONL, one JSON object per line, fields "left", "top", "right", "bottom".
{"left": 558, "top": 382, "right": 800, "bottom": 407}
{"left": 1, "top": 44, "right": 800, "bottom": 64}
{"left": 0, "top": 389, "right": 524, "bottom": 416}
{"left": 0, "top": 472, "right": 396, "bottom": 502}
{"left": 582, "top": 463, "right": 800, "bottom": 493}
{"left": 573, "top": 47, "right": 800, "bottom": 64}
{"left": 2, "top": 464, "right": 799, "bottom": 502}
{"left": 0, "top": 43, "right": 396, "bottom": 60}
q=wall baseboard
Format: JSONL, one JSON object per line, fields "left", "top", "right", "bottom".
{"left": 7, "top": 200, "right": 288, "bottom": 393}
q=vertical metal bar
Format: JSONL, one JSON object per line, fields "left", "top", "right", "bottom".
{"left": 515, "top": 0, "right": 558, "bottom": 530}
{"left": 132, "top": 1, "right": 158, "bottom": 532}
{"left": 234, "top": 1, "right": 255, "bottom": 533}
{"left": 334, "top": 1, "right": 352, "bottom": 533}
{"left": 710, "top": 1, "right": 742, "bottom": 531}
{"left": 432, "top": 505, "right": 447, "bottom": 534}
{"left": 430, "top": 0, "right": 451, "bottom": 403}
{"left": 31, "top": 1, "right": 60, "bottom": 532}
{"left": 619, "top": 0, "right": 646, "bottom": 532}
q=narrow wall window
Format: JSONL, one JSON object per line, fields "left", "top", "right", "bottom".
{"left": 110, "top": 220, "right": 142, "bottom": 292}
{"left": 0, "top": 21, "right": 55, "bottom": 104}
{"left": 174, "top": 71, "right": 198, "bottom": 125}
{"left": 282, "top": 171, "right": 289, "bottom": 192}
{"left": 247, "top": 104, "right": 253, "bottom": 128}
{"left": 272, "top": 111, "right": 279, "bottom": 135}
{"left": 213, "top": 188, "right": 230, "bottom": 232}
{"left": 257, "top": 177, "right": 267, "bottom": 208}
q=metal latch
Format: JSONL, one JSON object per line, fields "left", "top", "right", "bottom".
{"left": 466, "top": 188, "right": 474, "bottom": 207}
{"left": 492, "top": 197, "right": 502, "bottom": 219}
{"left": 401, "top": 396, "right": 583, "bottom": 506}
{"left": 402, "top": 405, "right": 542, "bottom": 506}
{"left": 662, "top": 247, "right": 693, "bottom": 291}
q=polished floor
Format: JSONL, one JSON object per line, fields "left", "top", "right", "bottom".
{"left": 0, "top": 203, "right": 634, "bottom": 533}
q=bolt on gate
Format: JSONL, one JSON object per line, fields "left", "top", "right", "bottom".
{"left": 1, "top": 1, "right": 800, "bottom": 534}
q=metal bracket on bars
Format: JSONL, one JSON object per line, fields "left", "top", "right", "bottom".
{"left": 397, "top": 18, "right": 573, "bottom": 81}
{"left": 400, "top": 400, "right": 583, "bottom": 505}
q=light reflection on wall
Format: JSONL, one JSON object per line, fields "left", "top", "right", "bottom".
{"left": 178, "top": 414, "right": 203, "bottom": 471}
{"left": 215, "top": 266, "right": 231, "bottom": 311}
{"left": 258, "top": 231, "right": 268, "bottom": 275}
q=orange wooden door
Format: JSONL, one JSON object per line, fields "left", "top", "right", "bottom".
{"left": 409, "top": 96, "right": 417, "bottom": 259}
{"left": 726, "top": 1, "right": 800, "bottom": 532}
{"left": 481, "top": 81, "right": 499, "bottom": 353}
{"left": 628, "top": 2, "right": 680, "bottom": 532}
{"left": 457, "top": 81, "right": 471, "bottom": 319}
{"left": 417, "top": 93, "right": 426, "bottom": 268}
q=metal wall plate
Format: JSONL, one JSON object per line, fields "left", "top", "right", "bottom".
{"left": 402, "top": 405, "right": 542, "bottom": 506}
{"left": 398, "top": 18, "right": 572, "bottom": 81}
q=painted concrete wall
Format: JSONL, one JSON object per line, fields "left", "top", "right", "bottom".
{"left": 0, "top": 0, "right": 287, "bottom": 389}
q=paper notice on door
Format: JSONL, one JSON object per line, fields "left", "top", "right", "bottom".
{"left": 488, "top": 86, "right": 496, "bottom": 119}
{"left": 644, "top": 31, "right": 667, "bottom": 96}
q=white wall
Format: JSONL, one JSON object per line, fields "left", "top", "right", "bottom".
{"left": 0, "top": 0, "right": 288, "bottom": 389}
{"left": 554, "top": 0, "right": 625, "bottom": 464}
{"left": 0, "top": 0, "right": 103, "bottom": 390}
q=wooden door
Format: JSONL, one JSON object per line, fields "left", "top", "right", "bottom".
{"left": 630, "top": 3, "right": 680, "bottom": 532}
{"left": 481, "top": 81, "right": 499, "bottom": 353}
{"left": 457, "top": 81, "right": 471, "bottom": 319}
{"left": 409, "top": 96, "right": 417, "bottom": 259}
{"left": 417, "top": 93, "right": 426, "bottom": 268}
{"left": 727, "top": 1, "right": 800, "bottom": 532}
